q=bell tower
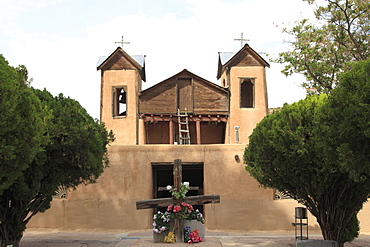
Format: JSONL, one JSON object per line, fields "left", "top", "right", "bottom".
{"left": 217, "top": 44, "right": 270, "bottom": 144}
{"left": 97, "top": 47, "right": 146, "bottom": 145}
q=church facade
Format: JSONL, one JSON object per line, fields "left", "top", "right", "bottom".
{"left": 28, "top": 45, "right": 370, "bottom": 233}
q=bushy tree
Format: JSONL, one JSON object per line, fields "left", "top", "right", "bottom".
{"left": 244, "top": 59, "right": 370, "bottom": 247}
{"left": 0, "top": 77, "right": 114, "bottom": 246}
{"left": 276, "top": 0, "right": 369, "bottom": 93}
{"left": 322, "top": 59, "right": 370, "bottom": 182}
{"left": 0, "top": 55, "right": 45, "bottom": 195}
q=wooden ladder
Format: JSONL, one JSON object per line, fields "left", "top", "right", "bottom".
{"left": 177, "top": 109, "right": 191, "bottom": 145}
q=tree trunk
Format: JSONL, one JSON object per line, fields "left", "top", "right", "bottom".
{"left": 0, "top": 231, "right": 22, "bottom": 247}
{"left": 319, "top": 224, "right": 344, "bottom": 247}
{"left": 0, "top": 221, "right": 24, "bottom": 247}
{"left": 314, "top": 201, "right": 359, "bottom": 247}
{"left": 304, "top": 178, "right": 368, "bottom": 247}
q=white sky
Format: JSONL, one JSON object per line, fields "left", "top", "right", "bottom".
{"left": 0, "top": 0, "right": 318, "bottom": 119}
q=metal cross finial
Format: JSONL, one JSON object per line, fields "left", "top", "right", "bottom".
{"left": 234, "top": 32, "right": 250, "bottom": 47}
{"left": 115, "top": 36, "right": 130, "bottom": 47}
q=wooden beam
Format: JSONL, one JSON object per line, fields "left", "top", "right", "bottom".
{"left": 140, "top": 114, "right": 229, "bottom": 123}
{"left": 151, "top": 162, "right": 203, "bottom": 166}
{"left": 136, "top": 195, "right": 220, "bottom": 210}
{"left": 185, "top": 194, "right": 220, "bottom": 206}
{"left": 158, "top": 186, "right": 199, "bottom": 191}
{"left": 173, "top": 159, "right": 182, "bottom": 191}
{"left": 136, "top": 197, "right": 173, "bottom": 209}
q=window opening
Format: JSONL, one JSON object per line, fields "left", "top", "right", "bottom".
{"left": 240, "top": 79, "right": 254, "bottom": 108}
{"left": 113, "top": 87, "right": 127, "bottom": 117}
{"left": 53, "top": 184, "right": 68, "bottom": 199}
{"left": 275, "top": 190, "right": 292, "bottom": 200}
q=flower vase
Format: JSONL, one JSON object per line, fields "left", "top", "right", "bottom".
{"left": 153, "top": 229, "right": 169, "bottom": 242}
{"left": 153, "top": 220, "right": 174, "bottom": 242}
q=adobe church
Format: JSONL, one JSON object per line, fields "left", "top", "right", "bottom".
{"left": 28, "top": 44, "right": 370, "bottom": 233}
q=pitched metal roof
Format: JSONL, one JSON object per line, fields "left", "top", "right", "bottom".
{"left": 96, "top": 56, "right": 108, "bottom": 68}
{"left": 219, "top": 52, "right": 236, "bottom": 65}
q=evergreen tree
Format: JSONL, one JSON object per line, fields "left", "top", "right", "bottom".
{"left": 0, "top": 57, "right": 114, "bottom": 247}
{"left": 244, "top": 59, "right": 370, "bottom": 247}
{"left": 0, "top": 55, "right": 45, "bottom": 195}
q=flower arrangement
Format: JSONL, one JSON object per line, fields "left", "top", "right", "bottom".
{"left": 153, "top": 203, "right": 205, "bottom": 234}
{"left": 184, "top": 226, "right": 203, "bottom": 243}
{"left": 153, "top": 181, "right": 205, "bottom": 243}
{"left": 192, "top": 209, "right": 205, "bottom": 224}
{"left": 166, "top": 202, "right": 205, "bottom": 223}
{"left": 163, "top": 231, "right": 176, "bottom": 243}
{"left": 153, "top": 211, "right": 171, "bottom": 233}
{"left": 167, "top": 202, "right": 192, "bottom": 218}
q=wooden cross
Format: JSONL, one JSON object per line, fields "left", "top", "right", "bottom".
{"left": 234, "top": 32, "right": 250, "bottom": 47}
{"left": 136, "top": 159, "right": 220, "bottom": 243}
{"left": 115, "top": 35, "right": 130, "bottom": 47}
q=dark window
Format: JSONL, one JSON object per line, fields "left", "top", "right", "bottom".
{"left": 113, "top": 87, "right": 127, "bottom": 117}
{"left": 240, "top": 79, "right": 254, "bottom": 108}
{"left": 152, "top": 163, "right": 204, "bottom": 214}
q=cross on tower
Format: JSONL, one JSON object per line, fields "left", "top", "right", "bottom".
{"left": 234, "top": 32, "right": 250, "bottom": 47}
{"left": 115, "top": 35, "right": 130, "bottom": 47}
{"left": 136, "top": 159, "right": 220, "bottom": 243}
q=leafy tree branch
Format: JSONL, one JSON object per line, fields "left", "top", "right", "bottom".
{"left": 276, "top": 0, "right": 369, "bottom": 93}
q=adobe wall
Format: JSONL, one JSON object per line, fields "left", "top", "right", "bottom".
{"left": 28, "top": 145, "right": 370, "bottom": 234}
{"left": 100, "top": 69, "right": 141, "bottom": 145}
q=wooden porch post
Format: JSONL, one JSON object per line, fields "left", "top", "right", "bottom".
{"left": 169, "top": 120, "right": 174, "bottom": 144}
{"left": 196, "top": 120, "right": 201, "bottom": 145}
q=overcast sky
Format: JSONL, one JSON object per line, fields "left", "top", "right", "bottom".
{"left": 1, "top": 0, "right": 319, "bottom": 119}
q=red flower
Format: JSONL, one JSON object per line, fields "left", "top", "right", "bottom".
{"left": 167, "top": 204, "right": 173, "bottom": 211}
{"left": 173, "top": 205, "right": 181, "bottom": 212}
{"left": 191, "top": 229, "right": 198, "bottom": 237}
{"left": 181, "top": 202, "right": 194, "bottom": 211}
{"left": 189, "top": 229, "right": 202, "bottom": 243}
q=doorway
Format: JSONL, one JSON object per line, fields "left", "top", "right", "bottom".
{"left": 152, "top": 162, "right": 204, "bottom": 213}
